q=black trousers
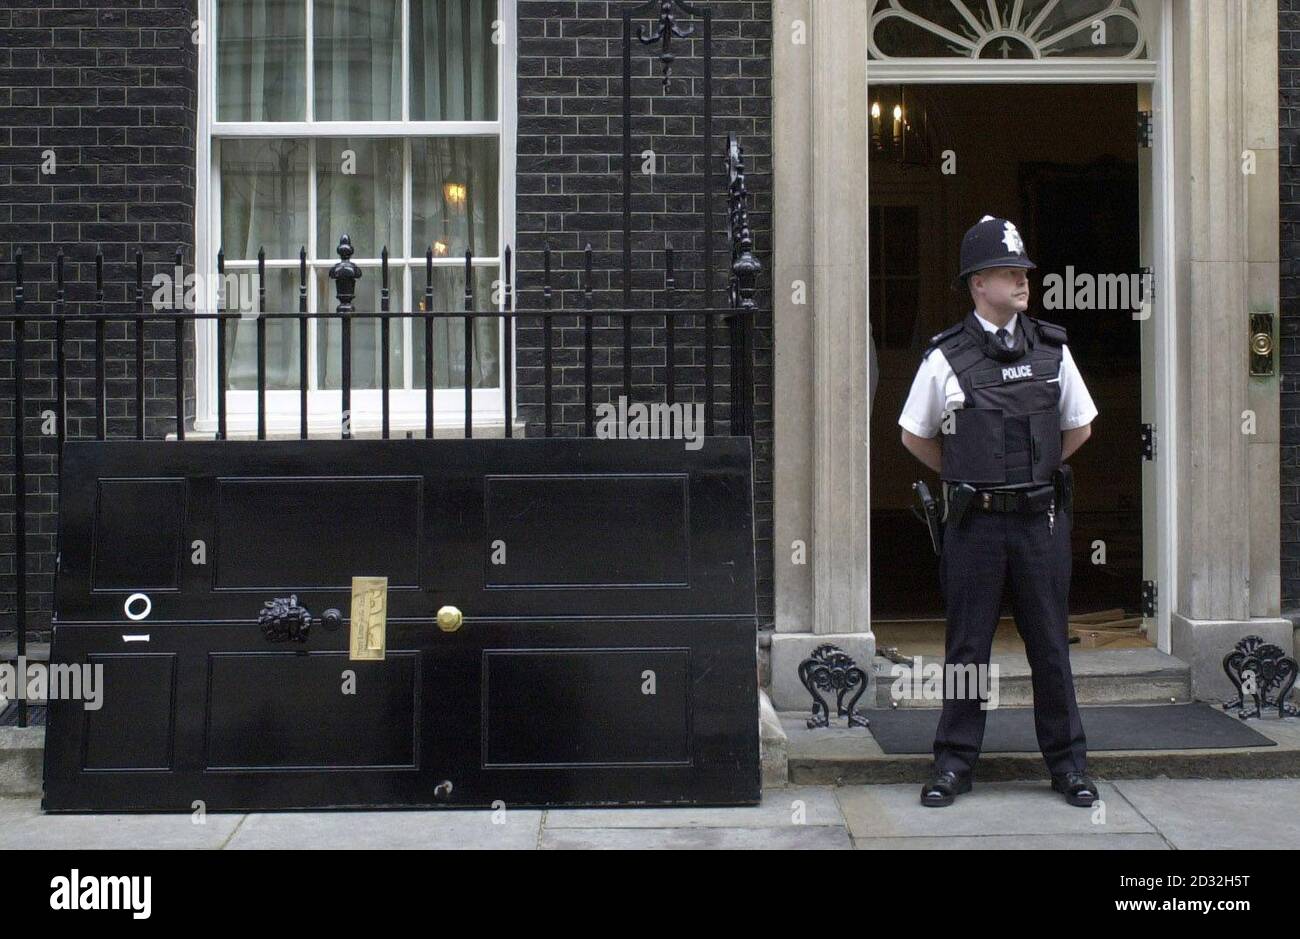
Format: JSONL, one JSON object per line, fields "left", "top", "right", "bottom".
{"left": 933, "top": 501, "right": 1088, "bottom": 778}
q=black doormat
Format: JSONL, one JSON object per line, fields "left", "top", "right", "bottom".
{"left": 0, "top": 702, "right": 46, "bottom": 727}
{"left": 864, "top": 702, "right": 1277, "bottom": 753}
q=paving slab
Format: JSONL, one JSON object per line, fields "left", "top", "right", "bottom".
{"left": 854, "top": 832, "right": 1170, "bottom": 849}
{"left": 834, "top": 780, "right": 1154, "bottom": 839}
{"left": 1109, "top": 778, "right": 1300, "bottom": 850}
{"left": 225, "top": 808, "right": 544, "bottom": 850}
{"left": 0, "top": 797, "right": 242, "bottom": 850}
{"left": 539, "top": 825, "right": 852, "bottom": 849}
{"left": 543, "top": 786, "right": 842, "bottom": 829}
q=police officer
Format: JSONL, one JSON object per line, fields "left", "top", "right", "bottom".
{"left": 898, "top": 215, "right": 1099, "bottom": 808}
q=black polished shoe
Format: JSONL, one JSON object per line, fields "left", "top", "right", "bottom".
{"left": 920, "top": 769, "right": 972, "bottom": 807}
{"left": 1051, "top": 771, "right": 1098, "bottom": 807}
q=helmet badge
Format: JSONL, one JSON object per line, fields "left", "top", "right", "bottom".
{"left": 1001, "top": 221, "right": 1025, "bottom": 255}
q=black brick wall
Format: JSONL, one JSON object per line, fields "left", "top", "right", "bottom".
{"left": 513, "top": 0, "right": 775, "bottom": 621}
{"left": 1283, "top": 0, "right": 1299, "bottom": 609}
{"left": 0, "top": 0, "right": 198, "bottom": 637}
{"left": 0, "top": 0, "right": 774, "bottom": 638}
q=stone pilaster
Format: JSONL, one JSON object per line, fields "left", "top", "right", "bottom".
{"left": 1171, "top": 0, "right": 1291, "bottom": 700}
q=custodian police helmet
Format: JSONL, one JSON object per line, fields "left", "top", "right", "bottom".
{"left": 957, "top": 215, "right": 1036, "bottom": 280}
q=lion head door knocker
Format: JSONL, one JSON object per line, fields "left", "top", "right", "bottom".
{"left": 258, "top": 595, "right": 342, "bottom": 644}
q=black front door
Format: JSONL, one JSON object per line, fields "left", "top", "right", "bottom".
{"left": 43, "top": 438, "right": 760, "bottom": 811}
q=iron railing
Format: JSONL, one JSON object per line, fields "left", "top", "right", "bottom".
{"left": 1, "top": 0, "right": 764, "bottom": 728}
{"left": 0, "top": 138, "right": 762, "bottom": 729}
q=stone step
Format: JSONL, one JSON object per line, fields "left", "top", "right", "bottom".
{"left": 0, "top": 727, "right": 44, "bottom": 797}
{"left": 780, "top": 707, "right": 1300, "bottom": 786}
{"left": 871, "top": 648, "right": 1192, "bottom": 708}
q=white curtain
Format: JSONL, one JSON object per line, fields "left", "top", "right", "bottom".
{"left": 218, "top": 138, "right": 307, "bottom": 389}
{"left": 217, "top": 0, "right": 306, "bottom": 121}
{"left": 412, "top": 266, "right": 499, "bottom": 391}
{"left": 411, "top": 135, "right": 499, "bottom": 390}
{"left": 316, "top": 136, "right": 403, "bottom": 389}
{"left": 313, "top": 0, "right": 402, "bottom": 120}
{"left": 411, "top": 0, "right": 498, "bottom": 120}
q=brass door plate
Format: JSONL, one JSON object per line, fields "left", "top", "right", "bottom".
{"left": 349, "top": 576, "right": 388, "bottom": 661}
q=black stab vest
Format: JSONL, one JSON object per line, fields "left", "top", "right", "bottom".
{"left": 926, "top": 311, "right": 1067, "bottom": 488}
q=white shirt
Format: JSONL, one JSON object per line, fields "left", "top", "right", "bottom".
{"left": 897, "top": 311, "right": 1099, "bottom": 439}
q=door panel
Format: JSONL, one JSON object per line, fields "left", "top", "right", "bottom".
{"left": 44, "top": 618, "right": 757, "bottom": 811}
{"left": 44, "top": 438, "right": 760, "bottom": 811}
{"left": 56, "top": 439, "right": 756, "bottom": 623}
{"left": 212, "top": 478, "right": 424, "bottom": 590}
{"left": 204, "top": 651, "right": 421, "bottom": 770}
{"left": 480, "top": 649, "right": 693, "bottom": 767}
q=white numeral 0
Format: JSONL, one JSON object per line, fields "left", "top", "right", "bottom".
{"left": 124, "top": 593, "right": 152, "bottom": 621}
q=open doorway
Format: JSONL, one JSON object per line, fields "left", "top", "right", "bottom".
{"left": 869, "top": 83, "right": 1149, "bottom": 652}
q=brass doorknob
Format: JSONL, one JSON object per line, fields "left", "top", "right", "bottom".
{"left": 436, "top": 605, "right": 463, "bottom": 632}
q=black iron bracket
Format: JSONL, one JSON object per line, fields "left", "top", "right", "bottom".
{"left": 636, "top": 0, "right": 696, "bottom": 88}
{"left": 798, "top": 644, "right": 870, "bottom": 730}
{"left": 1222, "top": 635, "right": 1300, "bottom": 720}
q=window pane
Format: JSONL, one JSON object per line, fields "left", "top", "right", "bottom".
{"left": 411, "top": 265, "right": 499, "bottom": 389}
{"left": 411, "top": 137, "right": 499, "bottom": 259}
{"left": 313, "top": 0, "right": 402, "bottom": 121}
{"left": 410, "top": 0, "right": 499, "bottom": 121}
{"left": 224, "top": 267, "right": 305, "bottom": 390}
{"left": 316, "top": 268, "right": 407, "bottom": 390}
{"left": 315, "top": 138, "right": 404, "bottom": 261}
{"left": 219, "top": 138, "right": 309, "bottom": 261}
{"left": 216, "top": 0, "right": 306, "bottom": 121}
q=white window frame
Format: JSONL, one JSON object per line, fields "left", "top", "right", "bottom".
{"left": 193, "top": 0, "right": 517, "bottom": 436}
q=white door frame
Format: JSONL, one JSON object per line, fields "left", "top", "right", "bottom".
{"left": 864, "top": 0, "right": 1176, "bottom": 651}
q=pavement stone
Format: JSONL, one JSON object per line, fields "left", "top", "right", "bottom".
{"left": 0, "top": 797, "right": 241, "bottom": 850}
{"left": 853, "top": 833, "right": 1171, "bottom": 849}
{"left": 1108, "top": 779, "right": 1300, "bottom": 850}
{"left": 543, "top": 786, "right": 841, "bottom": 829}
{"left": 225, "top": 809, "right": 544, "bottom": 850}
{"left": 0, "top": 778, "right": 1297, "bottom": 849}
{"left": 539, "top": 825, "right": 852, "bottom": 849}
{"left": 834, "top": 780, "right": 1154, "bottom": 839}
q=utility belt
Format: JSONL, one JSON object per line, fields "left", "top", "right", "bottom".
{"left": 965, "top": 483, "right": 1056, "bottom": 514}
{"left": 914, "top": 466, "right": 1074, "bottom": 556}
